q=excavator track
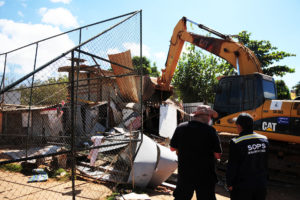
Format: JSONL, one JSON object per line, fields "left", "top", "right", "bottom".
{"left": 217, "top": 132, "right": 300, "bottom": 185}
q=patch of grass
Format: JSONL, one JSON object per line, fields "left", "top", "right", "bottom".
{"left": 106, "top": 192, "right": 120, "bottom": 200}
{"left": 49, "top": 168, "right": 72, "bottom": 181}
{"left": 0, "top": 163, "right": 23, "bottom": 172}
{"left": 53, "top": 168, "right": 67, "bottom": 177}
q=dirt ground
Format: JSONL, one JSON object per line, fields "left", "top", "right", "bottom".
{"left": 148, "top": 183, "right": 300, "bottom": 200}
{"left": 0, "top": 148, "right": 299, "bottom": 200}
{"left": 0, "top": 170, "right": 112, "bottom": 200}
{"left": 0, "top": 170, "right": 299, "bottom": 200}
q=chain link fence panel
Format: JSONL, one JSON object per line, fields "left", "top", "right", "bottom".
{"left": 0, "top": 10, "right": 143, "bottom": 200}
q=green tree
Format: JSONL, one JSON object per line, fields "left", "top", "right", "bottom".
{"left": 275, "top": 80, "right": 291, "bottom": 100}
{"left": 132, "top": 56, "right": 160, "bottom": 77}
{"left": 237, "top": 31, "right": 295, "bottom": 77}
{"left": 172, "top": 45, "right": 234, "bottom": 103}
{"left": 21, "top": 75, "right": 68, "bottom": 105}
{"left": 293, "top": 81, "right": 300, "bottom": 96}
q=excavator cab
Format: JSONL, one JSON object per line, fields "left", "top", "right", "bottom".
{"left": 213, "top": 73, "right": 277, "bottom": 119}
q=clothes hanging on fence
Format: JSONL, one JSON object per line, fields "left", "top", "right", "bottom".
{"left": 88, "top": 136, "right": 104, "bottom": 166}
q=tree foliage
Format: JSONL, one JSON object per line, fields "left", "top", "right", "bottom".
{"left": 237, "top": 31, "right": 295, "bottom": 77}
{"left": 293, "top": 81, "right": 300, "bottom": 96}
{"left": 275, "top": 80, "right": 291, "bottom": 100}
{"left": 132, "top": 56, "right": 160, "bottom": 77}
{"left": 21, "top": 75, "right": 68, "bottom": 105}
{"left": 172, "top": 45, "right": 234, "bottom": 103}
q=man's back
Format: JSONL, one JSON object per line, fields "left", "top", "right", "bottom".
{"left": 171, "top": 120, "right": 221, "bottom": 182}
{"left": 170, "top": 105, "right": 221, "bottom": 200}
{"left": 226, "top": 132, "right": 269, "bottom": 189}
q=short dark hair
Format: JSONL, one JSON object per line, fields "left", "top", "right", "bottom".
{"left": 235, "top": 113, "right": 253, "bottom": 132}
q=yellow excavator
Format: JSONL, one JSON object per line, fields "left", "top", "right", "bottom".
{"left": 156, "top": 17, "right": 300, "bottom": 183}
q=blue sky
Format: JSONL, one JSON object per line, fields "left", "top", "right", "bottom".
{"left": 0, "top": 0, "right": 299, "bottom": 89}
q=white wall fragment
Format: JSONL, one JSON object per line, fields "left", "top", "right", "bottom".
{"left": 159, "top": 104, "right": 177, "bottom": 138}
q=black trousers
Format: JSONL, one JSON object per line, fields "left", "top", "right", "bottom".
{"left": 230, "top": 188, "right": 267, "bottom": 200}
{"left": 173, "top": 181, "right": 216, "bottom": 200}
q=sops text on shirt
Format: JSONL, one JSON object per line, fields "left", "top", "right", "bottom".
{"left": 247, "top": 143, "right": 266, "bottom": 154}
{"left": 232, "top": 133, "right": 268, "bottom": 155}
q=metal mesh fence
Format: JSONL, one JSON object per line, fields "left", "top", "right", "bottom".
{"left": 0, "top": 10, "right": 143, "bottom": 199}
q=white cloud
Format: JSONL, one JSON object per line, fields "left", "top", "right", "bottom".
{"left": 106, "top": 43, "right": 166, "bottom": 68}
{"left": 0, "top": 56, "right": 5, "bottom": 73}
{"left": 18, "top": 11, "right": 24, "bottom": 17}
{"left": 50, "top": 0, "right": 72, "bottom": 4}
{"left": 0, "top": 1, "right": 4, "bottom": 7}
{"left": 39, "top": 7, "right": 47, "bottom": 15}
{"left": 0, "top": 19, "right": 75, "bottom": 75}
{"left": 21, "top": 3, "right": 27, "bottom": 8}
{"left": 151, "top": 45, "right": 190, "bottom": 70}
{"left": 107, "top": 48, "right": 120, "bottom": 55}
{"left": 123, "top": 42, "right": 150, "bottom": 57}
{"left": 154, "top": 51, "right": 166, "bottom": 60}
{"left": 39, "top": 7, "right": 79, "bottom": 28}
{"left": 153, "top": 51, "right": 166, "bottom": 68}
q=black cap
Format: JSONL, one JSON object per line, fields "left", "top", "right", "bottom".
{"left": 234, "top": 113, "right": 253, "bottom": 131}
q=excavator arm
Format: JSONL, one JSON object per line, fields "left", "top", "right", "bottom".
{"left": 157, "top": 17, "right": 262, "bottom": 91}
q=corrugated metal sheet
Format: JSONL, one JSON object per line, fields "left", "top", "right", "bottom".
{"left": 109, "top": 50, "right": 139, "bottom": 102}
{"left": 0, "top": 104, "right": 50, "bottom": 112}
{"left": 135, "top": 76, "right": 155, "bottom": 101}
{"left": 109, "top": 50, "right": 156, "bottom": 102}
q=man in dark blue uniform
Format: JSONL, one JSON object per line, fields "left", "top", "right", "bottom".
{"left": 170, "top": 105, "right": 222, "bottom": 200}
{"left": 226, "top": 113, "right": 269, "bottom": 200}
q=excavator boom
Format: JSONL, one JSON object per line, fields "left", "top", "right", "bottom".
{"left": 157, "top": 17, "right": 262, "bottom": 91}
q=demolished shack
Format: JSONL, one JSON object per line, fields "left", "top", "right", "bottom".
{"left": 56, "top": 52, "right": 179, "bottom": 188}
{"left": 0, "top": 103, "right": 65, "bottom": 145}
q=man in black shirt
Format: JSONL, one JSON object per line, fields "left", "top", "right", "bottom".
{"left": 226, "top": 113, "right": 269, "bottom": 200}
{"left": 170, "top": 105, "right": 222, "bottom": 200}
